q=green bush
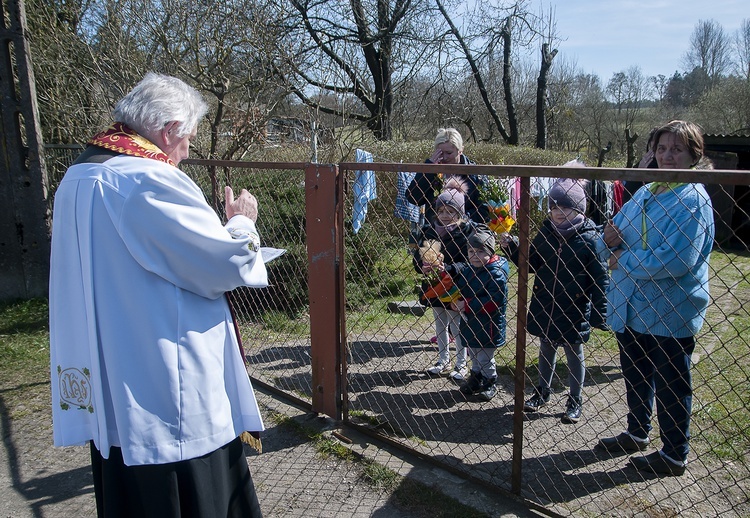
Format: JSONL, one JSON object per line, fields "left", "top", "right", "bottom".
{"left": 187, "top": 142, "right": 586, "bottom": 318}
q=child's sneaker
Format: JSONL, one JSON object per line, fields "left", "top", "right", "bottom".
{"left": 523, "top": 387, "right": 550, "bottom": 412}
{"left": 460, "top": 372, "right": 484, "bottom": 395}
{"left": 448, "top": 364, "right": 469, "bottom": 382}
{"left": 426, "top": 361, "right": 450, "bottom": 377}
{"left": 429, "top": 334, "right": 455, "bottom": 344}
{"left": 561, "top": 395, "right": 583, "bottom": 423}
{"left": 478, "top": 377, "right": 498, "bottom": 401}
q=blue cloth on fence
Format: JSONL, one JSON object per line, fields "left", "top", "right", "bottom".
{"left": 353, "top": 149, "right": 377, "bottom": 234}
{"left": 394, "top": 171, "right": 421, "bottom": 222}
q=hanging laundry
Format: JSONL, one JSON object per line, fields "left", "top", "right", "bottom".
{"left": 353, "top": 149, "right": 377, "bottom": 234}
{"left": 394, "top": 171, "right": 421, "bottom": 222}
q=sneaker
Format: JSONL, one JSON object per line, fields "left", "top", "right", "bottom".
{"left": 561, "top": 395, "right": 582, "bottom": 423}
{"left": 426, "top": 361, "right": 450, "bottom": 377}
{"left": 478, "top": 384, "right": 497, "bottom": 401}
{"left": 597, "top": 432, "right": 650, "bottom": 453}
{"left": 477, "top": 376, "right": 498, "bottom": 401}
{"left": 429, "top": 334, "right": 455, "bottom": 344}
{"left": 629, "top": 451, "right": 686, "bottom": 477}
{"left": 448, "top": 365, "right": 469, "bottom": 382}
{"left": 523, "top": 387, "right": 550, "bottom": 412}
{"left": 460, "top": 372, "right": 484, "bottom": 395}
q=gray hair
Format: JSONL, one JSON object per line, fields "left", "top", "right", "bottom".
{"left": 112, "top": 72, "right": 208, "bottom": 138}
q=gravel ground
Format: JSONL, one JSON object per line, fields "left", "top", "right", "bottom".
{"left": 0, "top": 380, "right": 537, "bottom": 518}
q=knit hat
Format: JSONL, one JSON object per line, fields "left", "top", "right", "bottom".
{"left": 434, "top": 177, "right": 467, "bottom": 216}
{"left": 548, "top": 178, "right": 587, "bottom": 214}
{"left": 467, "top": 224, "right": 496, "bottom": 255}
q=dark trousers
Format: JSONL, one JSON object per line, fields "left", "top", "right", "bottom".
{"left": 617, "top": 328, "right": 695, "bottom": 462}
{"left": 91, "top": 437, "right": 262, "bottom": 517}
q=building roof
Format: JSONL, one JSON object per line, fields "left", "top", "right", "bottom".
{"left": 703, "top": 134, "right": 750, "bottom": 154}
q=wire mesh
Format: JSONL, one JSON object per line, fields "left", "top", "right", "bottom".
{"left": 339, "top": 164, "right": 750, "bottom": 517}
{"left": 181, "top": 162, "right": 315, "bottom": 404}
{"left": 45, "top": 145, "right": 749, "bottom": 516}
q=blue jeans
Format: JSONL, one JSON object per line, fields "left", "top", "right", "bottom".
{"left": 617, "top": 328, "right": 695, "bottom": 462}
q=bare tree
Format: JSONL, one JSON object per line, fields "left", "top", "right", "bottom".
{"left": 650, "top": 74, "right": 669, "bottom": 103}
{"left": 734, "top": 18, "right": 750, "bottom": 80}
{"left": 605, "top": 66, "right": 651, "bottom": 155}
{"left": 434, "top": 0, "right": 514, "bottom": 143}
{"left": 27, "top": 0, "right": 290, "bottom": 159}
{"left": 683, "top": 19, "right": 732, "bottom": 85}
{"left": 26, "top": 0, "right": 115, "bottom": 143}
{"left": 534, "top": 6, "right": 558, "bottom": 149}
{"left": 434, "top": 0, "right": 544, "bottom": 145}
{"left": 279, "top": 0, "right": 436, "bottom": 141}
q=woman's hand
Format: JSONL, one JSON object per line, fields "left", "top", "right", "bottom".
{"left": 603, "top": 220, "right": 622, "bottom": 248}
{"left": 608, "top": 248, "right": 623, "bottom": 270}
{"left": 429, "top": 148, "right": 444, "bottom": 164}
{"left": 637, "top": 150, "right": 655, "bottom": 168}
{"left": 451, "top": 300, "right": 465, "bottom": 313}
{"left": 498, "top": 233, "right": 515, "bottom": 249}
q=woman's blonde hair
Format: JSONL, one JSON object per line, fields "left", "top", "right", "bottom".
{"left": 434, "top": 128, "right": 463, "bottom": 152}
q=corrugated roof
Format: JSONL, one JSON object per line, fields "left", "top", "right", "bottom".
{"left": 703, "top": 134, "right": 750, "bottom": 153}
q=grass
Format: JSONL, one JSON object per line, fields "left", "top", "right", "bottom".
{"left": 0, "top": 299, "right": 51, "bottom": 404}
{"left": 691, "top": 250, "right": 750, "bottom": 461}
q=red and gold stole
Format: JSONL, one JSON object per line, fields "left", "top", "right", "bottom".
{"left": 89, "top": 122, "right": 175, "bottom": 166}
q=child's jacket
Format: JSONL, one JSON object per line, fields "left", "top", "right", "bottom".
{"left": 448, "top": 256, "right": 509, "bottom": 349}
{"left": 505, "top": 218, "right": 609, "bottom": 344}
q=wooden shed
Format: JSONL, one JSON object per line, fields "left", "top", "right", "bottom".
{"left": 704, "top": 134, "right": 750, "bottom": 249}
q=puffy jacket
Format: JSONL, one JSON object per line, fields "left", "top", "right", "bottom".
{"left": 504, "top": 218, "right": 609, "bottom": 344}
{"left": 447, "top": 256, "right": 509, "bottom": 349}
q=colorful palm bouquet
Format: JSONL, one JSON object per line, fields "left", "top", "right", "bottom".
{"left": 486, "top": 200, "right": 515, "bottom": 235}
{"left": 479, "top": 179, "right": 515, "bottom": 235}
{"left": 418, "top": 239, "right": 461, "bottom": 303}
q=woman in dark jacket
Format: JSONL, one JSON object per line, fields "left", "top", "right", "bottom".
{"left": 501, "top": 178, "right": 609, "bottom": 423}
{"left": 406, "top": 128, "right": 488, "bottom": 224}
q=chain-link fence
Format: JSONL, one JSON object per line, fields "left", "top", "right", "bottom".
{"left": 46, "top": 146, "right": 749, "bottom": 516}
{"left": 337, "top": 161, "right": 749, "bottom": 517}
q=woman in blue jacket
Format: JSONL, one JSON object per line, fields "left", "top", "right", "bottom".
{"left": 597, "top": 120, "right": 715, "bottom": 477}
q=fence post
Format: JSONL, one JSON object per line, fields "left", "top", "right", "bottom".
{"left": 305, "top": 163, "right": 343, "bottom": 419}
{"left": 511, "top": 176, "right": 531, "bottom": 493}
{"left": 0, "top": 0, "right": 50, "bottom": 301}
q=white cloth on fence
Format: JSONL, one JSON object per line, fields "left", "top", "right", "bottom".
{"left": 353, "top": 149, "right": 377, "bottom": 234}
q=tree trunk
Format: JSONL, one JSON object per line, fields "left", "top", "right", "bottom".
{"left": 625, "top": 128, "right": 639, "bottom": 168}
{"left": 535, "top": 43, "right": 557, "bottom": 149}
{"left": 501, "top": 20, "right": 519, "bottom": 145}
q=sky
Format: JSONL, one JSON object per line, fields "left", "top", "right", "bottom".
{"left": 526, "top": 0, "right": 748, "bottom": 81}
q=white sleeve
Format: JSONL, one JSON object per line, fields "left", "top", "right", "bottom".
{"left": 115, "top": 167, "right": 268, "bottom": 299}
